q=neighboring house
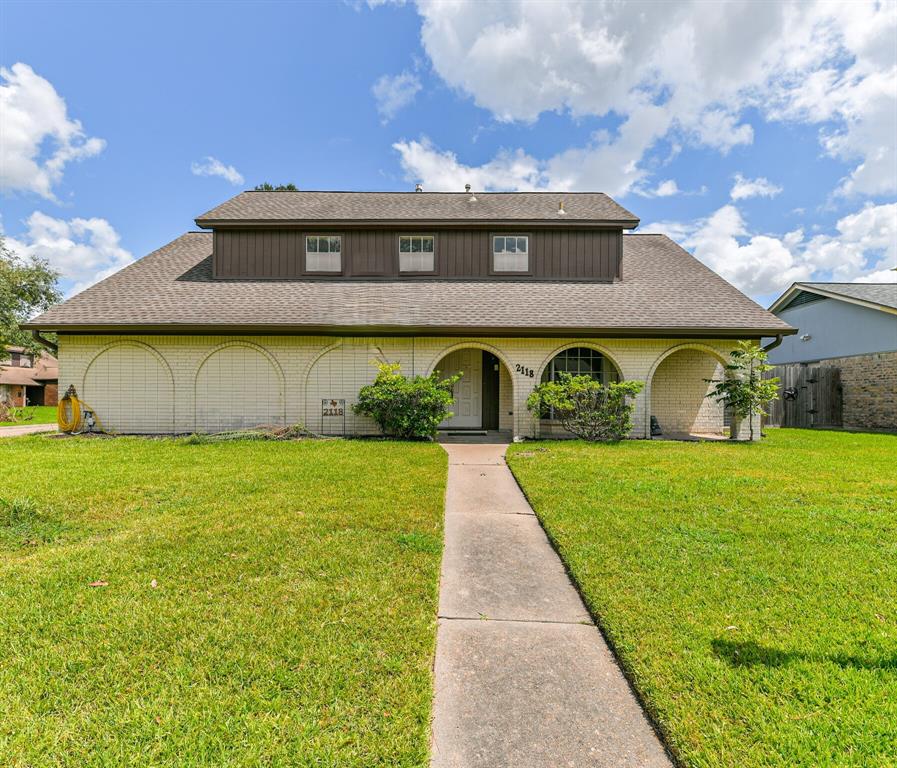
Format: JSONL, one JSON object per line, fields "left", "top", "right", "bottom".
{"left": 0, "top": 347, "right": 59, "bottom": 407}
{"left": 767, "top": 282, "right": 897, "bottom": 431}
{"left": 24, "top": 190, "right": 793, "bottom": 439}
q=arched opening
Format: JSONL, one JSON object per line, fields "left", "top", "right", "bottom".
{"left": 649, "top": 347, "right": 727, "bottom": 439}
{"left": 538, "top": 346, "right": 621, "bottom": 436}
{"left": 83, "top": 342, "right": 174, "bottom": 433}
{"left": 431, "top": 346, "right": 514, "bottom": 433}
{"left": 195, "top": 343, "right": 284, "bottom": 432}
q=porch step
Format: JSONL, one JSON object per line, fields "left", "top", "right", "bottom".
{"left": 445, "top": 430, "right": 488, "bottom": 436}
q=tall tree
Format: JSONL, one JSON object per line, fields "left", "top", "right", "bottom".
{"left": 0, "top": 236, "right": 61, "bottom": 354}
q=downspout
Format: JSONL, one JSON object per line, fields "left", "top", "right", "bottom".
{"left": 762, "top": 334, "right": 783, "bottom": 354}
{"left": 31, "top": 330, "right": 58, "bottom": 355}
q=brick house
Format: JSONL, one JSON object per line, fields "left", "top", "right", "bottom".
{"left": 0, "top": 347, "right": 59, "bottom": 408}
{"left": 767, "top": 282, "right": 897, "bottom": 431}
{"left": 24, "top": 190, "right": 794, "bottom": 439}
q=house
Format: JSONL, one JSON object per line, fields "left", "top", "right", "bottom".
{"left": 767, "top": 282, "right": 897, "bottom": 431}
{"left": 23, "top": 190, "right": 794, "bottom": 439}
{"left": 0, "top": 347, "right": 59, "bottom": 408}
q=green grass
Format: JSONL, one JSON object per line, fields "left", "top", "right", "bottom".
{"left": 0, "top": 404, "right": 57, "bottom": 427}
{"left": 507, "top": 429, "right": 897, "bottom": 767}
{"left": 0, "top": 435, "right": 446, "bottom": 767}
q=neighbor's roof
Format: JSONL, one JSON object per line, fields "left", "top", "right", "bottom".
{"left": 30, "top": 354, "right": 59, "bottom": 381}
{"left": 196, "top": 191, "right": 640, "bottom": 228}
{"left": 769, "top": 282, "right": 897, "bottom": 315}
{"left": 0, "top": 366, "right": 38, "bottom": 386}
{"left": 25, "top": 232, "right": 793, "bottom": 337}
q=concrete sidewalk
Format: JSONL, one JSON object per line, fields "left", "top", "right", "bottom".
{"left": 432, "top": 442, "right": 671, "bottom": 768}
{"left": 0, "top": 423, "right": 57, "bottom": 438}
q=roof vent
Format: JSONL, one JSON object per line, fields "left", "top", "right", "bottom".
{"left": 415, "top": 183, "right": 423, "bottom": 192}
{"left": 464, "top": 183, "right": 471, "bottom": 193}
{"left": 468, "top": 190, "right": 477, "bottom": 202}
{"left": 558, "top": 199, "right": 566, "bottom": 215}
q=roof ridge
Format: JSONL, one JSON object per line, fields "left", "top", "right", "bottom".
{"left": 240, "top": 190, "right": 615, "bottom": 195}
{"left": 801, "top": 281, "right": 897, "bottom": 285}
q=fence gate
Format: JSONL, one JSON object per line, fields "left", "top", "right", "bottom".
{"left": 765, "top": 365, "right": 842, "bottom": 428}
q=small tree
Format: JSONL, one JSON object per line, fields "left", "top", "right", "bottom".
{"left": 353, "top": 362, "right": 462, "bottom": 439}
{"left": 527, "top": 374, "right": 644, "bottom": 441}
{"left": 705, "top": 341, "right": 779, "bottom": 441}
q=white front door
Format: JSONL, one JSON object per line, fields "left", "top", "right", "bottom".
{"left": 437, "top": 349, "right": 482, "bottom": 429}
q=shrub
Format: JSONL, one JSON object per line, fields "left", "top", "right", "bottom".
{"left": 527, "top": 374, "right": 644, "bottom": 441}
{"left": 353, "top": 362, "right": 462, "bottom": 439}
{"left": 0, "top": 402, "right": 34, "bottom": 424}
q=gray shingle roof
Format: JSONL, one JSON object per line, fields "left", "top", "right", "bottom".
{"left": 196, "top": 191, "right": 639, "bottom": 227}
{"left": 25, "top": 232, "right": 793, "bottom": 336}
{"left": 796, "top": 282, "right": 897, "bottom": 311}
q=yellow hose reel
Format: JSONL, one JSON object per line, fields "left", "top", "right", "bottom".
{"left": 57, "top": 385, "right": 108, "bottom": 434}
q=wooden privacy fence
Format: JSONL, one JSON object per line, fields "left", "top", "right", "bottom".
{"left": 765, "top": 364, "right": 842, "bottom": 428}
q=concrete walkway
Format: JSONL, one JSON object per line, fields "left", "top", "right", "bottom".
{"left": 0, "top": 423, "right": 57, "bottom": 437}
{"left": 432, "top": 442, "right": 671, "bottom": 768}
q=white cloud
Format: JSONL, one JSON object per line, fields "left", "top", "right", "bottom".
{"left": 372, "top": 71, "right": 422, "bottom": 122}
{"left": 730, "top": 173, "right": 783, "bottom": 201}
{"left": 803, "top": 203, "right": 897, "bottom": 283}
{"left": 642, "top": 202, "right": 897, "bottom": 296}
{"left": 653, "top": 180, "right": 679, "bottom": 197}
{"left": 190, "top": 156, "right": 244, "bottom": 186}
{"left": 393, "top": 101, "right": 672, "bottom": 195}
{"left": 393, "top": 138, "right": 544, "bottom": 191}
{"left": 4, "top": 211, "right": 133, "bottom": 296}
{"left": 0, "top": 63, "right": 105, "bottom": 200}
{"left": 396, "top": 0, "right": 896, "bottom": 197}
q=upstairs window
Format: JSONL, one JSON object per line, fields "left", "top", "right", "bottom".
{"left": 306, "top": 235, "right": 341, "bottom": 273}
{"left": 493, "top": 235, "right": 529, "bottom": 272}
{"left": 399, "top": 235, "right": 435, "bottom": 272}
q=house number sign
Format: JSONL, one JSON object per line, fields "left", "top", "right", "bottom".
{"left": 322, "top": 399, "right": 346, "bottom": 417}
{"left": 515, "top": 364, "right": 535, "bottom": 378}
{"left": 321, "top": 398, "right": 346, "bottom": 436}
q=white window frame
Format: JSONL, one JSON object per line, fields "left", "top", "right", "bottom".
{"left": 492, "top": 234, "right": 530, "bottom": 273}
{"left": 398, "top": 234, "right": 436, "bottom": 273}
{"left": 305, "top": 234, "right": 342, "bottom": 273}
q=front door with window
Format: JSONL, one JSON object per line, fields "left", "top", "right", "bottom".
{"left": 437, "top": 349, "right": 483, "bottom": 429}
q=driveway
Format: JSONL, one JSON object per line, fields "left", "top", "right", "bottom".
{"left": 431, "top": 441, "right": 671, "bottom": 767}
{"left": 0, "top": 423, "right": 57, "bottom": 437}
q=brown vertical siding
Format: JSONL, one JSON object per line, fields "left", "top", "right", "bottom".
{"left": 213, "top": 228, "right": 622, "bottom": 280}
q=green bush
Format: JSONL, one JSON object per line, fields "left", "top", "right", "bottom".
{"left": 527, "top": 374, "right": 643, "bottom": 441}
{"left": 353, "top": 362, "right": 462, "bottom": 439}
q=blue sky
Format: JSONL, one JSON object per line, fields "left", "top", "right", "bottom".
{"left": 1, "top": 0, "right": 895, "bottom": 306}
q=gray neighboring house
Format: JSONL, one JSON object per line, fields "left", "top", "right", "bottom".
{"left": 767, "top": 282, "right": 897, "bottom": 431}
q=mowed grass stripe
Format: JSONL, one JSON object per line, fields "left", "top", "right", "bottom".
{"left": 0, "top": 436, "right": 446, "bottom": 767}
{"left": 508, "top": 429, "right": 897, "bottom": 768}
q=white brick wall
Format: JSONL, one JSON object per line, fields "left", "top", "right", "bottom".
{"left": 58, "top": 334, "right": 760, "bottom": 439}
{"left": 650, "top": 349, "right": 725, "bottom": 435}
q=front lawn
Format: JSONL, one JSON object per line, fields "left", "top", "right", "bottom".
{"left": 0, "top": 436, "right": 446, "bottom": 767}
{"left": 0, "top": 404, "right": 57, "bottom": 427}
{"left": 508, "top": 429, "right": 897, "bottom": 767}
